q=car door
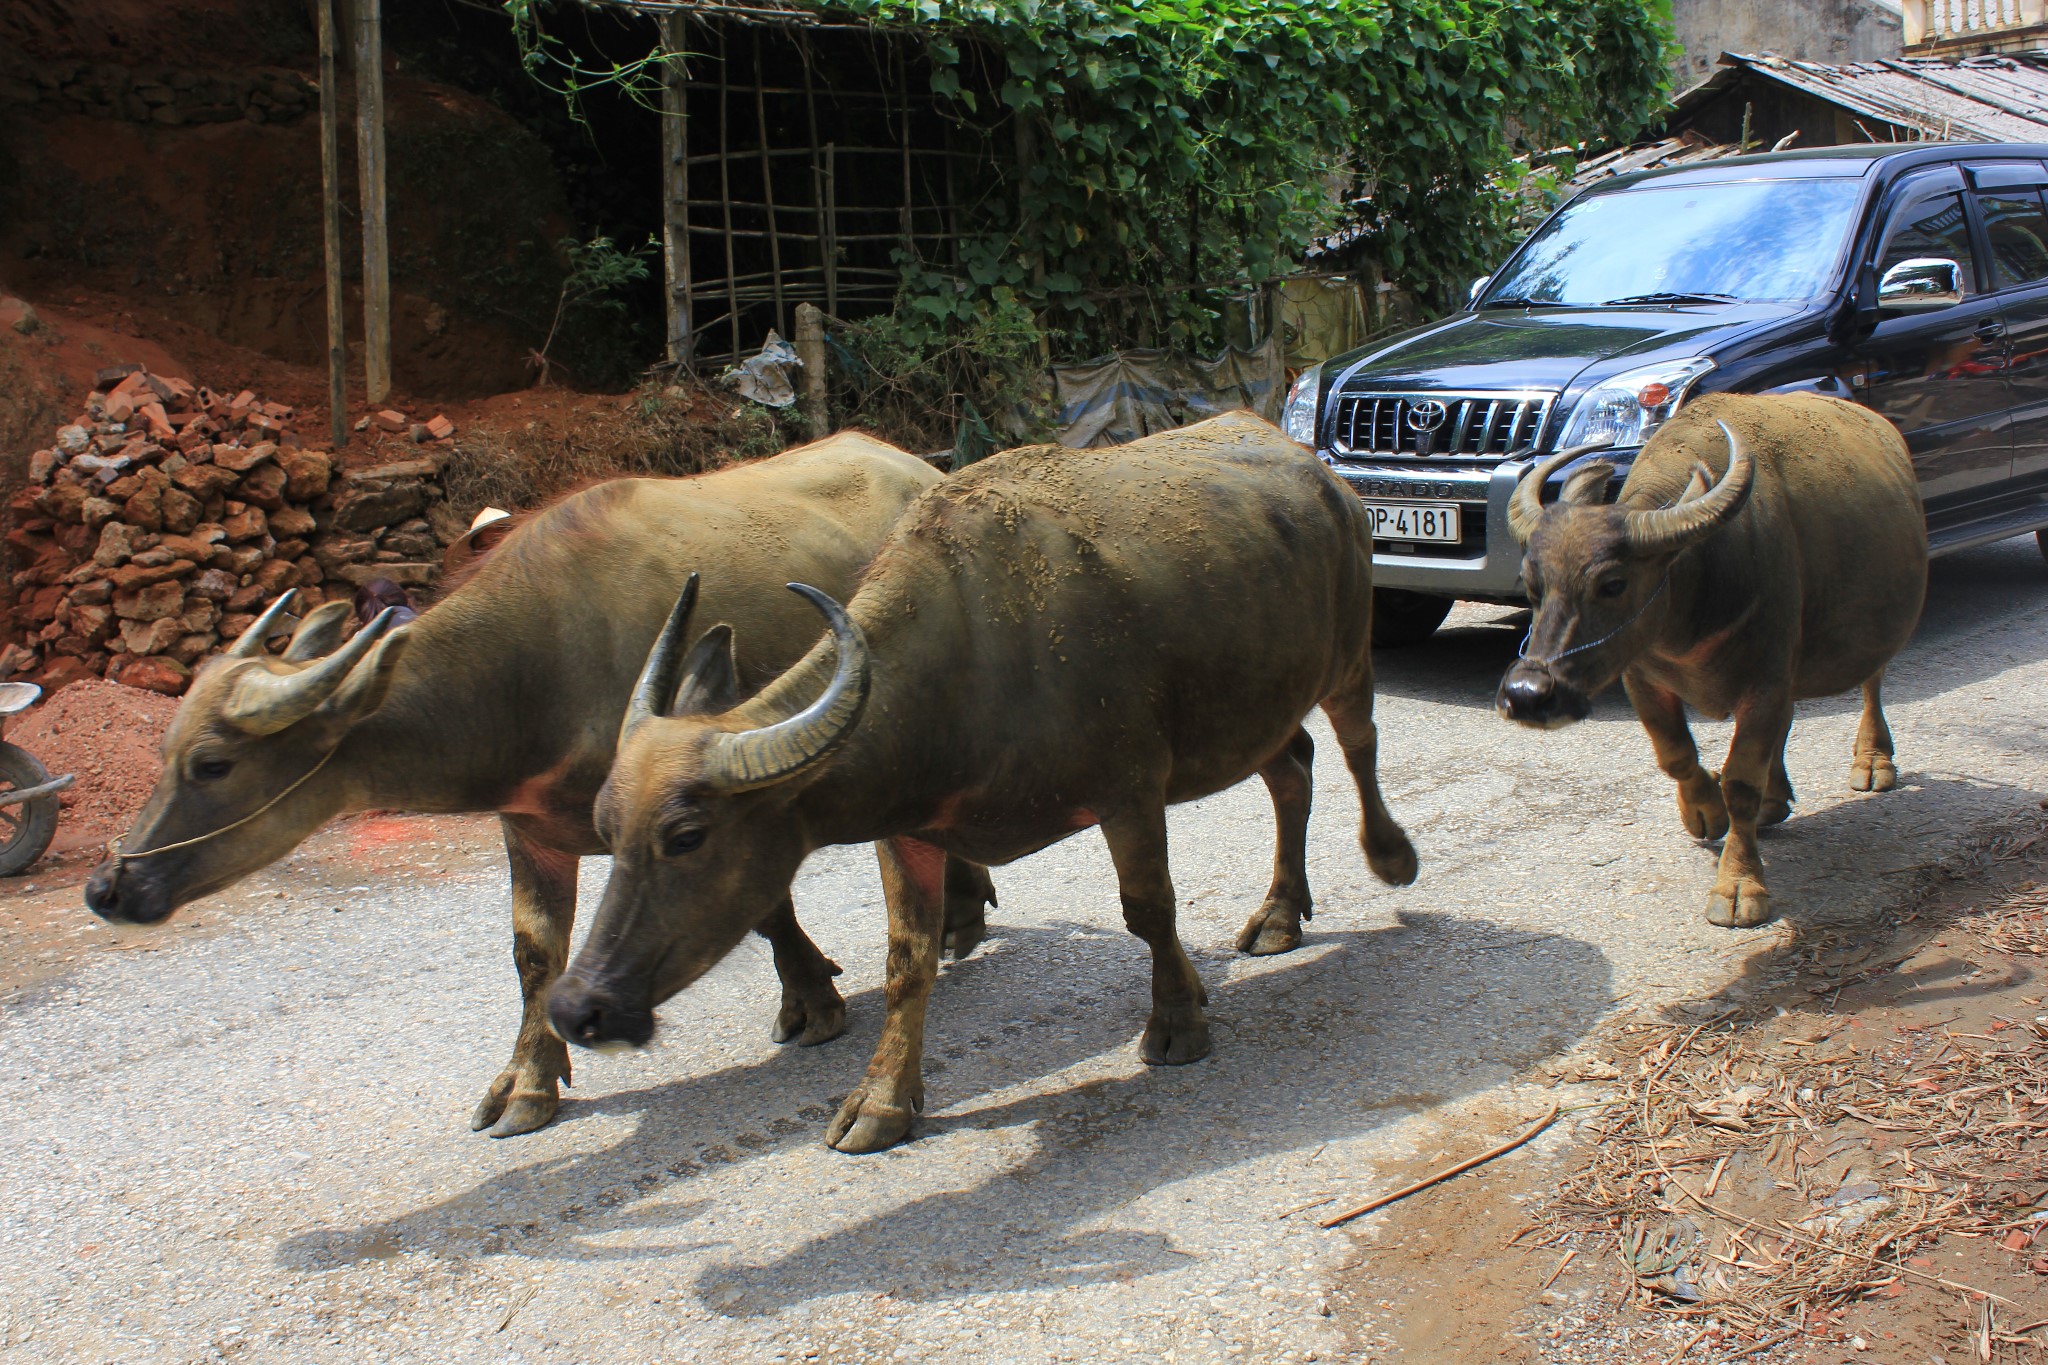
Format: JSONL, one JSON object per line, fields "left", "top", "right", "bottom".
{"left": 1969, "top": 161, "right": 2048, "bottom": 490}
{"left": 1850, "top": 169, "right": 2014, "bottom": 516}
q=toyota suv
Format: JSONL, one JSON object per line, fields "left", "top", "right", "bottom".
{"left": 1283, "top": 143, "right": 2048, "bottom": 645}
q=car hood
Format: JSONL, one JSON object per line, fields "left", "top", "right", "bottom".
{"left": 1330, "top": 302, "right": 1801, "bottom": 394}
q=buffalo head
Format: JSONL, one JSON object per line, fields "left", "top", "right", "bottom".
{"left": 84, "top": 592, "right": 413, "bottom": 924}
{"left": 1496, "top": 421, "right": 1753, "bottom": 728}
{"left": 548, "top": 574, "right": 869, "bottom": 1051}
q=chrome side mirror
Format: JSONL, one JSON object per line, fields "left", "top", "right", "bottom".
{"left": 1468, "top": 275, "right": 1492, "bottom": 307}
{"left": 1877, "top": 257, "right": 1963, "bottom": 313}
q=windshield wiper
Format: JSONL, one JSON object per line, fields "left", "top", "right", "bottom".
{"left": 1476, "top": 295, "right": 1567, "bottom": 310}
{"left": 1601, "top": 291, "right": 1738, "bottom": 307}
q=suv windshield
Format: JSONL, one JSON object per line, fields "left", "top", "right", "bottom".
{"left": 1481, "top": 177, "right": 1865, "bottom": 308}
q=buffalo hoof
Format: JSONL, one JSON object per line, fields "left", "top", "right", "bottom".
{"left": 1759, "top": 797, "right": 1793, "bottom": 828}
{"left": 471, "top": 1070, "right": 561, "bottom": 1138}
{"left": 1677, "top": 775, "right": 1730, "bottom": 841}
{"left": 1234, "top": 899, "right": 1305, "bottom": 956}
{"left": 826, "top": 1081, "right": 921, "bottom": 1153}
{"left": 1850, "top": 754, "right": 1897, "bottom": 793}
{"left": 1365, "top": 828, "right": 1419, "bottom": 887}
{"left": 770, "top": 987, "right": 848, "bottom": 1047}
{"left": 1140, "top": 1007, "right": 1212, "bottom": 1066}
{"left": 1706, "top": 880, "right": 1772, "bottom": 928}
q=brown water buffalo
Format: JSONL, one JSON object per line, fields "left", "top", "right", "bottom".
{"left": 548, "top": 410, "right": 1419, "bottom": 1153}
{"left": 83, "top": 434, "right": 996, "bottom": 1136}
{"left": 1495, "top": 392, "right": 1926, "bottom": 928}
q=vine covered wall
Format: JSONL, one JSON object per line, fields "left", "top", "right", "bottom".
{"left": 506, "top": 0, "right": 1672, "bottom": 394}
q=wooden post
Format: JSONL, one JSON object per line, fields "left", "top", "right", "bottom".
{"left": 660, "top": 13, "right": 693, "bottom": 365}
{"left": 794, "top": 302, "right": 828, "bottom": 440}
{"left": 896, "top": 46, "right": 914, "bottom": 258}
{"left": 716, "top": 25, "right": 741, "bottom": 361}
{"left": 823, "top": 141, "right": 838, "bottom": 317}
{"left": 316, "top": 0, "right": 348, "bottom": 448}
{"left": 353, "top": 0, "right": 391, "bottom": 403}
{"left": 752, "top": 29, "right": 787, "bottom": 339}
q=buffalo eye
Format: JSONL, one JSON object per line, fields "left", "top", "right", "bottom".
{"left": 190, "top": 756, "right": 236, "bottom": 783}
{"left": 661, "top": 827, "right": 707, "bottom": 858}
{"left": 1596, "top": 576, "right": 1629, "bottom": 599}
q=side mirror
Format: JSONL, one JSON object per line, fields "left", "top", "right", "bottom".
{"left": 1876, "top": 257, "right": 1963, "bottom": 313}
{"left": 1468, "top": 275, "right": 1492, "bottom": 307}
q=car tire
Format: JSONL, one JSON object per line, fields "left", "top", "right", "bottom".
{"left": 1371, "top": 589, "right": 1454, "bottom": 648}
{"left": 2038, "top": 528, "right": 2048, "bottom": 567}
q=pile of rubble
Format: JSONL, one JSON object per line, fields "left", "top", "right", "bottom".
{"left": 3, "top": 369, "right": 463, "bottom": 695}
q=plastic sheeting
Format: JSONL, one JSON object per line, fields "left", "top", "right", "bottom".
{"left": 722, "top": 330, "right": 802, "bottom": 407}
{"left": 1051, "top": 333, "right": 1287, "bottom": 448}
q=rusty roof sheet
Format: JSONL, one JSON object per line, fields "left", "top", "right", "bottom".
{"left": 1674, "top": 51, "right": 2048, "bottom": 142}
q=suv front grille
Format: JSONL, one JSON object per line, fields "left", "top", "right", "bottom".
{"left": 1330, "top": 391, "right": 1556, "bottom": 458}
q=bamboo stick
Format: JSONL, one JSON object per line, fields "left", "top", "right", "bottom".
{"left": 751, "top": 28, "right": 787, "bottom": 338}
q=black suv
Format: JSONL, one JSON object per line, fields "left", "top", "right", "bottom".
{"left": 1284, "top": 143, "right": 2048, "bottom": 644}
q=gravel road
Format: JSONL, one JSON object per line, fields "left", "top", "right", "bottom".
{"left": 2, "top": 538, "right": 2044, "bottom": 1364}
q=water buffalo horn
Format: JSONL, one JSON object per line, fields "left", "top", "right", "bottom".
{"left": 1624, "top": 420, "right": 1754, "bottom": 555}
{"left": 222, "top": 607, "right": 403, "bottom": 736}
{"left": 701, "top": 583, "right": 871, "bottom": 791}
{"left": 1506, "top": 441, "right": 1614, "bottom": 544}
{"left": 225, "top": 590, "right": 300, "bottom": 658}
{"left": 622, "top": 572, "right": 700, "bottom": 739}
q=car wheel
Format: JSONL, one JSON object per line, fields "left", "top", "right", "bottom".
{"left": 1371, "top": 589, "right": 1454, "bottom": 648}
{"left": 2038, "top": 528, "right": 2048, "bottom": 567}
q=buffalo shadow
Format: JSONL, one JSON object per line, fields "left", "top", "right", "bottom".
{"left": 1370, "top": 534, "right": 2048, "bottom": 713}
{"left": 279, "top": 911, "right": 1611, "bottom": 1310}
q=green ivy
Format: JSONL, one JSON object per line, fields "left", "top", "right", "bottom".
{"left": 503, "top": 0, "right": 1671, "bottom": 354}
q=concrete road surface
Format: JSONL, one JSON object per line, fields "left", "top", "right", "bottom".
{"left": 3, "top": 538, "right": 2045, "bottom": 1364}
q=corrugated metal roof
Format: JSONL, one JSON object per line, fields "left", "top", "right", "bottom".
{"left": 1673, "top": 50, "right": 2048, "bottom": 142}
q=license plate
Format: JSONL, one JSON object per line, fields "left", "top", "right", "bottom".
{"left": 1363, "top": 500, "right": 1460, "bottom": 544}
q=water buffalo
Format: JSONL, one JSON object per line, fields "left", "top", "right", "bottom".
{"left": 83, "top": 434, "right": 997, "bottom": 1137}
{"left": 1495, "top": 392, "right": 1926, "bottom": 927}
{"left": 548, "top": 410, "right": 1419, "bottom": 1153}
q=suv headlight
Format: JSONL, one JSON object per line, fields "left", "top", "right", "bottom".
{"left": 1556, "top": 357, "right": 1716, "bottom": 450}
{"left": 1282, "top": 362, "right": 1323, "bottom": 446}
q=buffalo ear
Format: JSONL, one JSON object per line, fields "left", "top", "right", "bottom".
{"left": 1676, "top": 461, "right": 1713, "bottom": 505}
{"left": 281, "top": 601, "right": 355, "bottom": 661}
{"left": 1561, "top": 459, "right": 1616, "bottom": 507}
{"left": 669, "top": 623, "right": 740, "bottom": 717}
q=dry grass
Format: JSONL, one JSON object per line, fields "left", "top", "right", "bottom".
{"left": 436, "top": 381, "right": 796, "bottom": 519}
{"left": 1528, "top": 816, "right": 2048, "bottom": 1359}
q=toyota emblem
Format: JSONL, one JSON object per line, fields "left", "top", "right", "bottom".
{"left": 1405, "top": 400, "right": 1449, "bottom": 433}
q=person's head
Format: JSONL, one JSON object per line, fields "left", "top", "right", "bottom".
{"left": 354, "top": 578, "right": 412, "bottom": 628}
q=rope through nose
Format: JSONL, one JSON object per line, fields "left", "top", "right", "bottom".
{"left": 112, "top": 747, "right": 339, "bottom": 862}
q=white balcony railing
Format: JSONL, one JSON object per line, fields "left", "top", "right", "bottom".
{"left": 1903, "top": 0, "right": 2048, "bottom": 48}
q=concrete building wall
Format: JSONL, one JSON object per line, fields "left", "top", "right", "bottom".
{"left": 1670, "top": 0, "right": 1903, "bottom": 87}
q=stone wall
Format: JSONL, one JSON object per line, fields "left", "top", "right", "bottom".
{"left": 3, "top": 369, "right": 459, "bottom": 694}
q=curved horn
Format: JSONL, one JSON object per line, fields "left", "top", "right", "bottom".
{"left": 1624, "top": 420, "right": 1754, "bottom": 556}
{"left": 226, "top": 590, "right": 299, "bottom": 658}
{"left": 622, "top": 573, "right": 700, "bottom": 740}
{"left": 221, "top": 607, "right": 404, "bottom": 736}
{"left": 1506, "top": 441, "right": 1615, "bottom": 544}
{"left": 700, "top": 584, "right": 870, "bottom": 791}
